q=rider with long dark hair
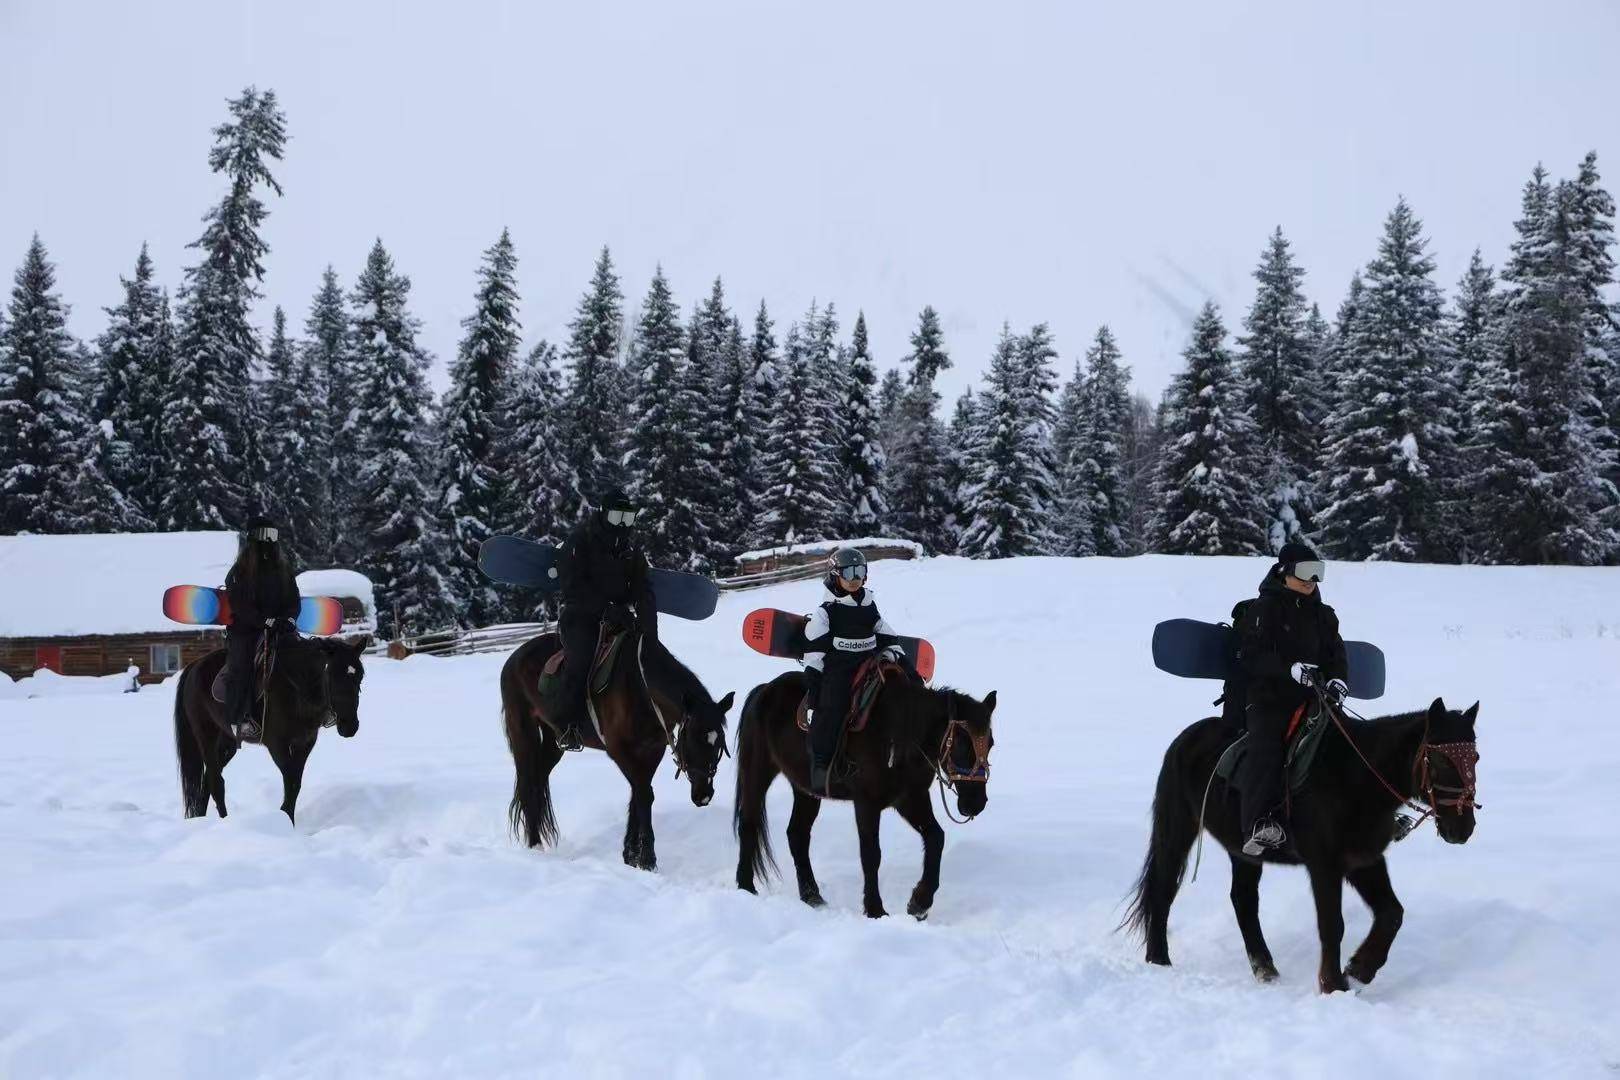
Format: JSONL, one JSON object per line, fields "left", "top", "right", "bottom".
{"left": 223, "top": 518, "right": 301, "bottom": 741}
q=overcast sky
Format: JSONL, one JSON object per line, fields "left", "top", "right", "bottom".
{"left": 2, "top": 1, "right": 1616, "bottom": 402}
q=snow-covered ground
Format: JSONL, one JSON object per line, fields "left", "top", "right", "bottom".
{"left": 3, "top": 555, "right": 1618, "bottom": 1078}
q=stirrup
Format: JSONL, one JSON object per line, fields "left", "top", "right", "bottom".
{"left": 1242, "top": 820, "right": 1286, "bottom": 857}
{"left": 554, "top": 724, "right": 584, "bottom": 752}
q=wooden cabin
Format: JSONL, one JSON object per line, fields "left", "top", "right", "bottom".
{"left": 0, "top": 532, "right": 375, "bottom": 685}
{"left": 732, "top": 537, "right": 924, "bottom": 577}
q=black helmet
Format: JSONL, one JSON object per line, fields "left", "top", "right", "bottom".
{"left": 828, "top": 546, "right": 868, "bottom": 583}
{"left": 1276, "top": 542, "right": 1324, "bottom": 583}
{"left": 597, "top": 488, "right": 639, "bottom": 529}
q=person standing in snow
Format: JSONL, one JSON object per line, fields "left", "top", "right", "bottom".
{"left": 1229, "top": 541, "right": 1349, "bottom": 855}
{"left": 801, "top": 547, "right": 911, "bottom": 796}
{"left": 222, "top": 518, "right": 301, "bottom": 742}
{"left": 552, "top": 488, "right": 657, "bottom": 751}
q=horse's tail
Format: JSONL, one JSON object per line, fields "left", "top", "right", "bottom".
{"left": 732, "top": 681, "right": 779, "bottom": 887}
{"left": 1120, "top": 726, "right": 1201, "bottom": 961}
{"left": 501, "top": 645, "right": 558, "bottom": 849}
{"left": 173, "top": 663, "right": 205, "bottom": 817}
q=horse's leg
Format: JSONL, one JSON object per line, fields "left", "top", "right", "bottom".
{"left": 1228, "top": 855, "right": 1279, "bottom": 982}
{"left": 268, "top": 733, "right": 316, "bottom": 826}
{"left": 1344, "top": 858, "right": 1405, "bottom": 986}
{"left": 201, "top": 729, "right": 232, "bottom": 818}
{"left": 618, "top": 752, "right": 658, "bottom": 872}
{"left": 786, "top": 788, "right": 825, "bottom": 907}
{"left": 1307, "top": 862, "right": 1350, "bottom": 993}
{"left": 894, "top": 789, "right": 944, "bottom": 920}
{"left": 853, "top": 798, "right": 886, "bottom": 918}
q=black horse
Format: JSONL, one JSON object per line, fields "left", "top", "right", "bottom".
{"left": 733, "top": 669, "right": 996, "bottom": 920}
{"left": 500, "top": 629, "right": 733, "bottom": 870}
{"left": 1124, "top": 689, "right": 1481, "bottom": 993}
{"left": 174, "top": 633, "right": 369, "bottom": 823}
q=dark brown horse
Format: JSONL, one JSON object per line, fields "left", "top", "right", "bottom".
{"left": 500, "top": 629, "right": 733, "bottom": 870}
{"left": 173, "top": 633, "right": 369, "bottom": 823}
{"left": 733, "top": 669, "right": 997, "bottom": 920}
{"left": 1124, "top": 689, "right": 1481, "bottom": 993}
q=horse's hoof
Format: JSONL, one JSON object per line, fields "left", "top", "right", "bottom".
{"left": 1250, "top": 958, "right": 1280, "bottom": 983}
{"left": 1145, "top": 954, "right": 1171, "bottom": 967}
{"left": 1318, "top": 971, "right": 1351, "bottom": 994}
{"left": 800, "top": 889, "right": 826, "bottom": 908}
{"left": 906, "top": 893, "right": 933, "bottom": 920}
{"left": 1344, "top": 957, "right": 1377, "bottom": 985}
{"left": 737, "top": 881, "right": 758, "bottom": 895}
{"left": 864, "top": 904, "right": 888, "bottom": 919}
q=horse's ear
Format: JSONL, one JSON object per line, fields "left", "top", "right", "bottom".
{"left": 718, "top": 690, "right": 735, "bottom": 714}
{"left": 351, "top": 634, "right": 373, "bottom": 653}
{"left": 1429, "top": 697, "right": 1447, "bottom": 721}
{"left": 983, "top": 690, "right": 997, "bottom": 715}
{"left": 1464, "top": 701, "right": 1479, "bottom": 724}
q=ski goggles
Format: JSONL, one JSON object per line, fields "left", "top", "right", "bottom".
{"left": 1288, "top": 560, "right": 1325, "bottom": 583}
{"left": 605, "top": 509, "right": 639, "bottom": 527}
{"left": 835, "top": 563, "right": 868, "bottom": 582}
{"left": 245, "top": 526, "right": 279, "bottom": 542}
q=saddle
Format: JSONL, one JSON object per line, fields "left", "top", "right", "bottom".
{"left": 209, "top": 631, "right": 287, "bottom": 705}
{"left": 796, "top": 657, "right": 901, "bottom": 734}
{"left": 1214, "top": 699, "right": 1332, "bottom": 793}
{"left": 537, "top": 627, "right": 628, "bottom": 703}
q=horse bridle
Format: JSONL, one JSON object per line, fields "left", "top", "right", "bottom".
{"left": 1323, "top": 687, "right": 1481, "bottom": 839}
{"left": 633, "top": 634, "right": 727, "bottom": 783}
{"left": 937, "top": 696, "right": 991, "bottom": 785}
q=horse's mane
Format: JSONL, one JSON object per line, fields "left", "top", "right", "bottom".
{"left": 643, "top": 638, "right": 727, "bottom": 726}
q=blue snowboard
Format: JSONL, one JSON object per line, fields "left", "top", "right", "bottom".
{"left": 477, "top": 535, "right": 719, "bottom": 621}
{"left": 1151, "top": 618, "right": 1385, "bottom": 699}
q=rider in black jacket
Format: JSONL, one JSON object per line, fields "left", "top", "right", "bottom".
{"left": 1232, "top": 541, "right": 1349, "bottom": 855}
{"left": 223, "top": 518, "right": 301, "bottom": 742}
{"left": 801, "top": 548, "right": 907, "bottom": 795}
{"left": 553, "top": 489, "right": 656, "bottom": 750}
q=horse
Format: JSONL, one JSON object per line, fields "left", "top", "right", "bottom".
{"left": 499, "top": 627, "right": 733, "bottom": 871}
{"left": 1123, "top": 689, "right": 1482, "bottom": 993}
{"left": 733, "top": 668, "right": 997, "bottom": 920}
{"left": 173, "top": 632, "right": 369, "bottom": 824}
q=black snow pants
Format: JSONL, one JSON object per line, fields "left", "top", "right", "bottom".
{"left": 1238, "top": 702, "right": 1293, "bottom": 835}
{"left": 556, "top": 604, "right": 602, "bottom": 736}
{"left": 805, "top": 656, "right": 864, "bottom": 767}
{"left": 224, "top": 627, "right": 261, "bottom": 730}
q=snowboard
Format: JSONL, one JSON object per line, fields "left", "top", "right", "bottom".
{"left": 1150, "top": 618, "right": 1385, "bottom": 699}
{"left": 162, "top": 585, "right": 346, "bottom": 636}
{"left": 476, "top": 535, "right": 720, "bottom": 621}
{"left": 741, "top": 607, "right": 937, "bottom": 682}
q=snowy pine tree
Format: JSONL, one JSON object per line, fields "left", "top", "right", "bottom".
{"left": 438, "top": 230, "right": 521, "bottom": 624}
{"left": 758, "top": 322, "right": 840, "bottom": 545}
{"left": 684, "top": 278, "right": 736, "bottom": 566}
{"left": 163, "top": 87, "right": 288, "bottom": 531}
{"left": 876, "top": 367, "right": 906, "bottom": 459}
{"left": 624, "top": 267, "right": 713, "bottom": 567}
{"left": 305, "top": 267, "right": 353, "bottom": 564}
{"left": 943, "top": 388, "right": 980, "bottom": 550}
{"left": 0, "top": 236, "right": 116, "bottom": 534}
{"left": 1150, "top": 303, "right": 1267, "bottom": 555}
{"left": 832, "top": 312, "right": 887, "bottom": 537}
{"left": 1064, "top": 326, "right": 1132, "bottom": 556}
{"left": 1051, "top": 358, "right": 1094, "bottom": 555}
{"left": 1120, "top": 391, "right": 1163, "bottom": 553}
{"left": 886, "top": 306, "right": 955, "bottom": 552}
{"left": 260, "top": 307, "right": 326, "bottom": 563}
{"left": 957, "top": 325, "right": 1058, "bottom": 558}
{"left": 1566, "top": 153, "right": 1620, "bottom": 503}
{"left": 733, "top": 301, "right": 781, "bottom": 550}
{"left": 713, "top": 304, "right": 765, "bottom": 560}
{"left": 1471, "top": 165, "right": 1619, "bottom": 563}
{"left": 560, "top": 247, "right": 625, "bottom": 519}
{"left": 1315, "top": 199, "right": 1458, "bottom": 562}
{"left": 497, "top": 339, "right": 568, "bottom": 620}
{"left": 1238, "top": 228, "right": 1318, "bottom": 551}
{"left": 350, "top": 240, "right": 457, "bottom": 636}
{"left": 93, "top": 243, "right": 167, "bottom": 523}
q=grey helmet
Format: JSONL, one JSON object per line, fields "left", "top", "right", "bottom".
{"left": 828, "top": 546, "right": 869, "bottom": 583}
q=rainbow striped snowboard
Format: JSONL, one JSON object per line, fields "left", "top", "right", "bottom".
{"left": 162, "top": 585, "right": 345, "bottom": 636}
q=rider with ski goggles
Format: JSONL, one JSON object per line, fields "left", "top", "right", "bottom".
{"left": 800, "top": 547, "right": 909, "bottom": 795}
{"left": 1230, "top": 541, "right": 1350, "bottom": 855}
{"left": 553, "top": 488, "right": 656, "bottom": 750}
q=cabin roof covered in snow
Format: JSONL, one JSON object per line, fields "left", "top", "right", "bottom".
{"left": 0, "top": 532, "right": 375, "bottom": 638}
{"left": 735, "top": 537, "right": 925, "bottom": 562}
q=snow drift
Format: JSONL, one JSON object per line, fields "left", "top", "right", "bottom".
{"left": 1, "top": 555, "right": 1617, "bottom": 1077}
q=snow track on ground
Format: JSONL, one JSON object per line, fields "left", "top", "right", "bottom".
{"left": 3, "top": 556, "right": 1617, "bottom": 1078}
